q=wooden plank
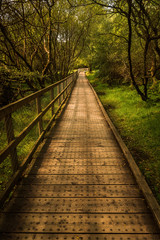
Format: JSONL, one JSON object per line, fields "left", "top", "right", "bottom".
{"left": 14, "top": 184, "right": 142, "bottom": 198}
{"left": 1, "top": 233, "right": 160, "bottom": 240}
{"left": 30, "top": 165, "right": 131, "bottom": 175}
{"left": 4, "top": 197, "right": 149, "bottom": 213}
{"left": 0, "top": 213, "right": 159, "bottom": 233}
{"left": 21, "top": 174, "right": 136, "bottom": 185}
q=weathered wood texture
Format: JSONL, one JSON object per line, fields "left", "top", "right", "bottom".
{"left": 0, "top": 72, "right": 160, "bottom": 239}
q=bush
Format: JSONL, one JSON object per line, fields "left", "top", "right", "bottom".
{"left": 96, "top": 59, "right": 126, "bottom": 86}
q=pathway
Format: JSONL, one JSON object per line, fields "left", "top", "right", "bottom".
{"left": 0, "top": 72, "right": 160, "bottom": 239}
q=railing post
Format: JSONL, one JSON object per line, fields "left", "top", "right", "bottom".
{"left": 72, "top": 73, "right": 75, "bottom": 89}
{"left": 57, "top": 84, "right": 60, "bottom": 106}
{"left": 63, "top": 81, "right": 65, "bottom": 100}
{"left": 5, "top": 114, "right": 18, "bottom": 173}
{"left": 66, "top": 78, "right": 69, "bottom": 95}
{"left": 51, "top": 87, "right": 54, "bottom": 116}
{"left": 36, "top": 96, "right": 43, "bottom": 135}
{"left": 60, "top": 83, "right": 62, "bottom": 103}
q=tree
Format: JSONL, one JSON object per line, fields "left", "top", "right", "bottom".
{"left": 0, "top": 0, "right": 92, "bottom": 102}
{"left": 68, "top": 0, "right": 160, "bottom": 100}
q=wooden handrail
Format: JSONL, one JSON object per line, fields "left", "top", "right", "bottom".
{"left": 0, "top": 79, "right": 75, "bottom": 165}
{"left": 0, "top": 71, "right": 78, "bottom": 169}
{"left": 0, "top": 74, "right": 75, "bottom": 120}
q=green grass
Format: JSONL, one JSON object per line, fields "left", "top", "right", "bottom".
{"left": 87, "top": 71, "right": 160, "bottom": 203}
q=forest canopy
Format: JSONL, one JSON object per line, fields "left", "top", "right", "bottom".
{"left": 0, "top": 0, "right": 160, "bottom": 104}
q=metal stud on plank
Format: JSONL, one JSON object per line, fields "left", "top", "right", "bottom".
{"left": 3, "top": 197, "right": 149, "bottom": 213}
{"left": 22, "top": 174, "right": 136, "bottom": 185}
{"left": 14, "top": 184, "right": 142, "bottom": 198}
{"left": 0, "top": 213, "right": 159, "bottom": 233}
{"left": 34, "top": 158, "right": 126, "bottom": 166}
{"left": 0, "top": 233, "right": 160, "bottom": 240}
{"left": 30, "top": 165, "right": 131, "bottom": 175}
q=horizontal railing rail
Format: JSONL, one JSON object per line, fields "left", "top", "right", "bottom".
{"left": 0, "top": 71, "right": 78, "bottom": 205}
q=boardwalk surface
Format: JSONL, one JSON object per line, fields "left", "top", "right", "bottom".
{"left": 0, "top": 72, "right": 160, "bottom": 239}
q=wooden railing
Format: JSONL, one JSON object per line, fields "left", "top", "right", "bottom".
{"left": 0, "top": 71, "right": 78, "bottom": 204}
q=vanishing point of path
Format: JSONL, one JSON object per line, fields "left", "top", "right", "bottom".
{"left": 0, "top": 72, "right": 160, "bottom": 239}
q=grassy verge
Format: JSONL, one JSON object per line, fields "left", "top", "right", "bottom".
{"left": 87, "top": 70, "right": 160, "bottom": 204}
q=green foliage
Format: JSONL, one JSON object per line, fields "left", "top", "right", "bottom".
{"left": 79, "top": 14, "right": 130, "bottom": 85}
{"left": 89, "top": 71, "right": 160, "bottom": 203}
{"left": 79, "top": 0, "right": 160, "bottom": 100}
{"left": 0, "top": 0, "right": 91, "bottom": 79}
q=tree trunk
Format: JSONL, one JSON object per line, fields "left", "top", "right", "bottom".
{"left": 127, "top": 0, "right": 147, "bottom": 101}
{"left": 143, "top": 39, "right": 150, "bottom": 99}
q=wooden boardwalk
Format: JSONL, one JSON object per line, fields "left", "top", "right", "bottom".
{"left": 0, "top": 72, "right": 160, "bottom": 239}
